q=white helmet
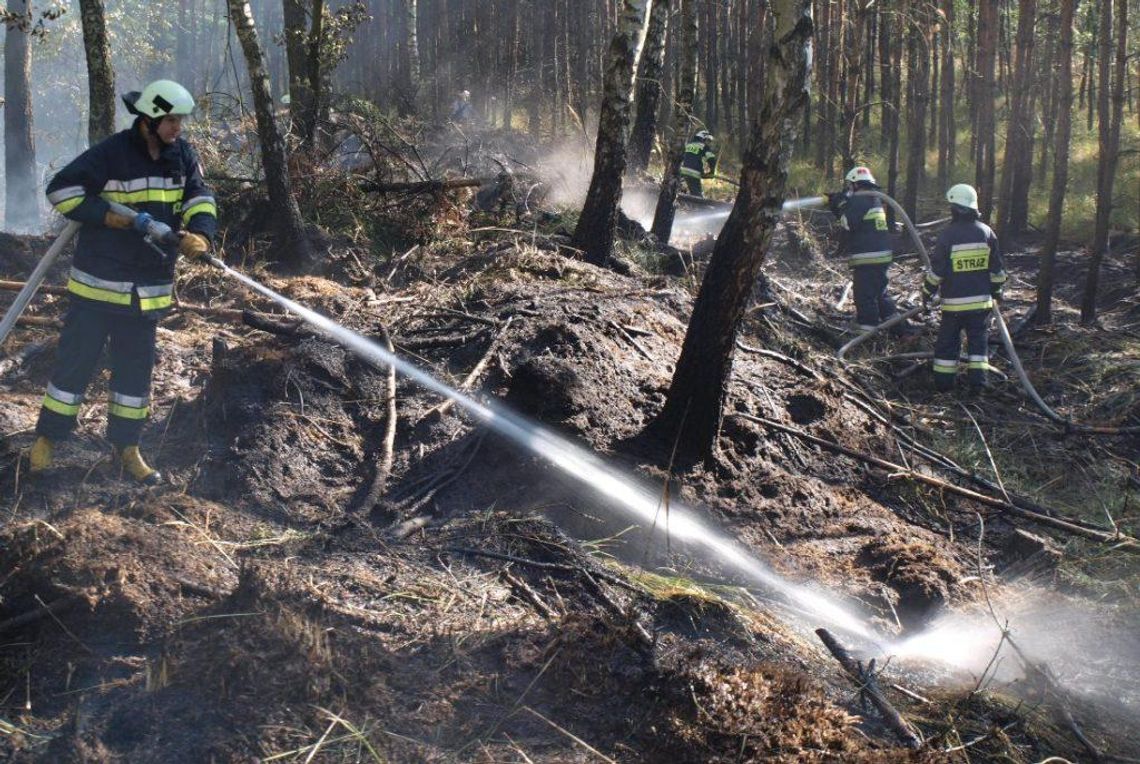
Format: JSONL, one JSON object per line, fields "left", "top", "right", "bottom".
{"left": 845, "top": 166, "right": 876, "bottom": 185}
{"left": 946, "top": 183, "right": 979, "bottom": 211}
{"left": 134, "top": 80, "right": 196, "bottom": 118}
{"left": 695, "top": 130, "right": 713, "bottom": 141}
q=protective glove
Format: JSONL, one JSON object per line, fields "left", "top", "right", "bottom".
{"left": 991, "top": 290, "right": 1003, "bottom": 304}
{"left": 104, "top": 210, "right": 134, "bottom": 229}
{"left": 827, "top": 191, "right": 850, "bottom": 215}
{"left": 178, "top": 231, "right": 210, "bottom": 260}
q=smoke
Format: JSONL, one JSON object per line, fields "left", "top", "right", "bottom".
{"left": 532, "top": 140, "right": 596, "bottom": 208}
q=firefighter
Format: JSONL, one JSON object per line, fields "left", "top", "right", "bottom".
{"left": 827, "top": 166, "right": 910, "bottom": 334}
{"left": 450, "top": 90, "right": 474, "bottom": 123}
{"left": 679, "top": 130, "right": 717, "bottom": 197}
{"left": 922, "top": 183, "right": 1007, "bottom": 395}
{"left": 27, "top": 79, "right": 217, "bottom": 484}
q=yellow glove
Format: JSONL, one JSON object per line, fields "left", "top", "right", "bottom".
{"left": 178, "top": 232, "right": 210, "bottom": 260}
{"left": 104, "top": 210, "right": 134, "bottom": 229}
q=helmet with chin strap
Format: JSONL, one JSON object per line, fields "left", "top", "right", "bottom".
{"left": 123, "top": 80, "right": 196, "bottom": 120}
{"left": 845, "top": 166, "right": 877, "bottom": 185}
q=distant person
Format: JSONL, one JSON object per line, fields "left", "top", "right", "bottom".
{"left": 450, "top": 90, "right": 474, "bottom": 123}
{"left": 828, "top": 166, "right": 912, "bottom": 336}
{"left": 26, "top": 80, "right": 217, "bottom": 484}
{"left": 922, "top": 183, "right": 1007, "bottom": 395}
{"left": 679, "top": 130, "right": 717, "bottom": 197}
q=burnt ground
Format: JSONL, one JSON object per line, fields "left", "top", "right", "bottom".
{"left": 0, "top": 197, "right": 1138, "bottom": 763}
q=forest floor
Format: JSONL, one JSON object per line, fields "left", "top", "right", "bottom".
{"left": 1, "top": 138, "right": 1138, "bottom": 762}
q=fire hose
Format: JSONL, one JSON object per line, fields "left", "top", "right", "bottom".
{"left": 0, "top": 221, "right": 80, "bottom": 348}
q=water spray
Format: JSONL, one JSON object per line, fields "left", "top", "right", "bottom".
{"left": 202, "top": 253, "right": 875, "bottom": 639}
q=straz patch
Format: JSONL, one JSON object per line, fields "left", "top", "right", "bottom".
{"left": 950, "top": 246, "right": 989, "bottom": 272}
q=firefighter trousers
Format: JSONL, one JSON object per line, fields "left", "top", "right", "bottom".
{"left": 36, "top": 303, "right": 158, "bottom": 447}
{"left": 683, "top": 175, "right": 703, "bottom": 196}
{"left": 852, "top": 264, "right": 898, "bottom": 331}
{"left": 932, "top": 309, "right": 989, "bottom": 391}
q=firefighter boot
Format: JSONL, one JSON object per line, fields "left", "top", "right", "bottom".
{"left": 27, "top": 436, "right": 54, "bottom": 474}
{"left": 116, "top": 446, "right": 162, "bottom": 485}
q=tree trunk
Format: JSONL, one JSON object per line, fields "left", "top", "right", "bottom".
{"left": 627, "top": 0, "right": 671, "bottom": 176}
{"left": 570, "top": 0, "right": 650, "bottom": 266}
{"left": 886, "top": 6, "right": 902, "bottom": 198}
{"left": 283, "top": 0, "right": 312, "bottom": 139}
{"left": 651, "top": 0, "right": 697, "bottom": 243}
{"left": 79, "top": 0, "right": 116, "bottom": 146}
{"left": 1036, "top": 0, "right": 1076, "bottom": 325}
{"left": 974, "top": 0, "right": 997, "bottom": 219}
{"left": 936, "top": 0, "right": 955, "bottom": 188}
{"left": 903, "top": 2, "right": 931, "bottom": 220}
{"left": 1081, "top": 0, "right": 1127, "bottom": 323}
{"left": 997, "top": 0, "right": 1036, "bottom": 240}
{"left": 656, "top": 0, "right": 813, "bottom": 465}
{"left": 4, "top": 1, "right": 39, "bottom": 230}
{"left": 306, "top": 0, "right": 326, "bottom": 147}
{"left": 405, "top": 0, "right": 420, "bottom": 95}
{"left": 227, "top": 0, "right": 313, "bottom": 268}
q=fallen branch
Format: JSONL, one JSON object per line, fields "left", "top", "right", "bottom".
{"left": 732, "top": 412, "right": 1139, "bottom": 548}
{"left": 607, "top": 320, "right": 654, "bottom": 361}
{"left": 501, "top": 569, "right": 558, "bottom": 620}
{"left": 359, "top": 324, "right": 398, "bottom": 512}
{"left": 444, "top": 547, "right": 642, "bottom": 594}
{"left": 0, "top": 593, "right": 86, "bottom": 636}
{"left": 816, "top": 628, "right": 922, "bottom": 748}
{"left": 360, "top": 177, "right": 485, "bottom": 194}
{"left": 423, "top": 316, "right": 514, "bottom": 421}
{"left": 735, "top": 340, "right": 822, "bottom": 380}
{"left": 0, "top": 338, "right": 50, "bottom": 378}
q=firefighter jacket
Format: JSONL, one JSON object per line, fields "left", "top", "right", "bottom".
{"left": 834, "top": 193, "right": 894, "bottom": 267}
{"left": 45, "top": 122, "right": 217, "bottom": 317}
{"left": 680, "top": 138, "right": 717, "bottom": 179}
{"left": 923, "top": 216, "right": 1007, "bottom": 312}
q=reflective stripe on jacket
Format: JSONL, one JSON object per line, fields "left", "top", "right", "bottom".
{"left": 680, "top": 140, "right": 717, "bottom": 178}
{"left": 44, "top": 122, "right": 217, "bottom": 315}
{"left": 923, "top": 217, "right": 1006, "bottom": 312}
{"left": 839, "top": 194, "right": 894, "bottom": 267}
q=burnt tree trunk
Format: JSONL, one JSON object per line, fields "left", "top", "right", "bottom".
{"left": 656, "top": 0, "right": 814, "bottom": 465}
{"left": 228, "top": 0, "right": 314, "bottom": 267}
{"left": 571, "top": 0, "right": 651, "bottom": 266}
{"left": 79, "top": 0, "right": 116, "bottom": 145}
{"left": 651, "top": 0, "right": 697, "bottom": 243}
{"left": 3, "top": 1, "right": 38, "bottom": 229}
{"left": 1082, "top": 0, "right": 1127, "bottom": 323}
{"left": 1036, "top": 0, "right": 1076, "bottom": 325}
{"left": 627, "top": 0, "right": 671, "bottom": 176}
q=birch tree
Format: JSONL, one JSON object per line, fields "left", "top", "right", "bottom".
{"left": 571, "top": 0, "right": 651, "bottom": 266}
{"left": 79, "top": 0, "right": 115, "bottom": 145}
{"left": 656, "top": 0, "right": 814, "bottom": 464}
{"left": 227, "top": 0, "right": 314, "bottom": 267}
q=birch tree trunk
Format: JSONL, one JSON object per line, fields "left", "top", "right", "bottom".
{"left": 79, "top": 0, "right": 116, "bottom": 145}
{"left": 227, "top": 0, "right": 314, "bottom": 268}
{"left": 1081, "top": 0, "right": 1127, "bottom": 323}
{"left": 651, "top": 0, "right": 696, "bottom": 242}
{"left": 656, "top": 0, "right": 814, "bottom": 465}
{"left": 1036, "top": 0, "right": 1076, "bottom": 325}
{"left": 571, "top": 0, "right": 650, "bottom": 266}
{"left": 3, "top": 0, "right": 39, "bottom": 229}
{"left": 627, "top": 0, "right": 671, "bottom": 176}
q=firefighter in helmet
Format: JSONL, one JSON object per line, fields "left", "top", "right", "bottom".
{"left": 828, "top": 166, "right": 912, "bottom": 335}
{"left": 922, "top": 183, "right": 1007, "bottom": 395}
{"left": 679, "top": 130, "right": 718, "bottom": 197}
{"left": 27, "top": 80, "right": 217, "bottom": 484}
